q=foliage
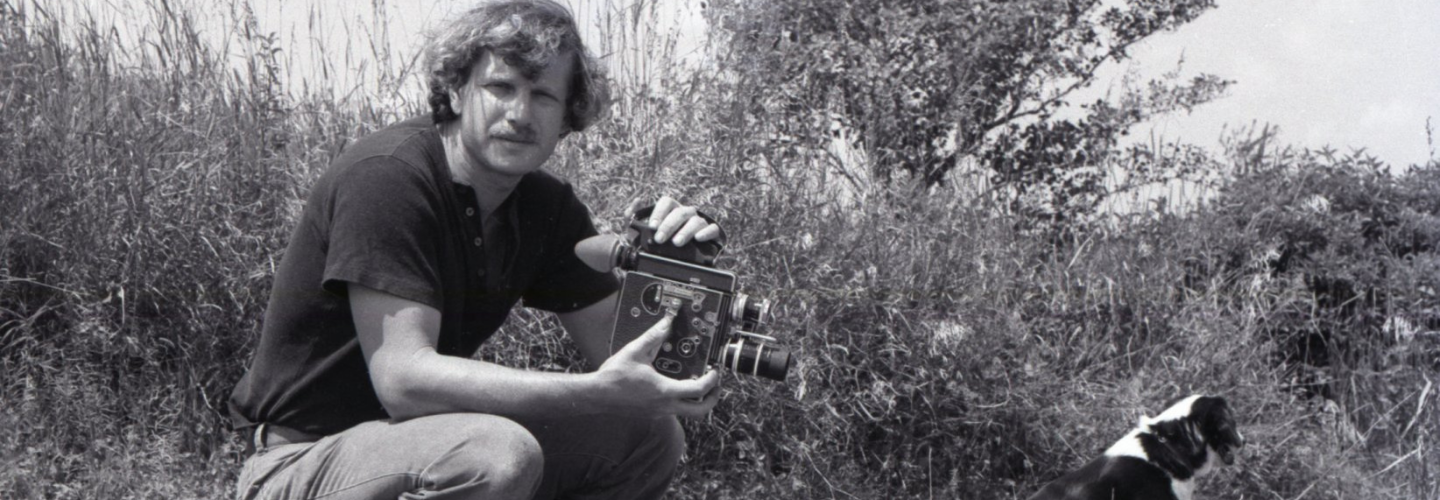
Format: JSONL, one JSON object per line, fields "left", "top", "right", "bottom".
{"left": 705, "top": 0, "right": 1231, "bottom": 226}
{"left": 0, "top": 1, "right": 410, "bottom": 497}
{"left": 1, "top": 0, "right": 1437, "bottom": 499}
{"left": 1182, "top": 126, "right": 1440, "bottom": 454}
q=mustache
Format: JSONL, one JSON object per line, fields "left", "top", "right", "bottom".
{"left": 490, "top": 126, "right": 537, "bottom": 143}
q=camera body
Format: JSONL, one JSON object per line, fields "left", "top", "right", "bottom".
{"left": 576, "top": 221, "right": 791, "bottom": 382}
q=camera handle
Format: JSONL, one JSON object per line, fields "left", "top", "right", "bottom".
{"left": 626, "top": 204, "right": 726, "bottom": 266}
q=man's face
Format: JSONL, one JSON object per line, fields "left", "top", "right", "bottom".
{"left": 452, "top": 51, "right": 573, "bottom": 179}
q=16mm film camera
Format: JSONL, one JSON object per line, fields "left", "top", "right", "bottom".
{"left": 575, "top": 218, "right": 792, "bottom": 382}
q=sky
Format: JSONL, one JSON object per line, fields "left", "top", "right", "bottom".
{"left": 64, "top": 0, "right": 1440, "bottom": 168}
{"left": 1088, "top": 0, "right": 1440, "bottom": 167}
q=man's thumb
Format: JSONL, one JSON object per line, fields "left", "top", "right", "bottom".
{"left": 620, "top": 315, "right": 673, "bottom": 360}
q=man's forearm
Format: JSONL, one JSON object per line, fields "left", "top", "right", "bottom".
{"left": 352, "top": 284, "right": 616, "bottom": 421}
{"left": 373, "top": 347, "right": 610, "bottom": 421}
{"left": 352, "top": 272, "right": 717, "bottom": 423}
{"left": 374, "top": 333, "right": 717, "bottom": 421}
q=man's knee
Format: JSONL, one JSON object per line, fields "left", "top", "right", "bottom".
{"left": 613, "top": 416, "right": 686, "bottom": 498}
{"left": 650, "top": 416, "right": 686, "bottom": 468}
{"left": 425, "top": 414, "right": 544, "bottom": 497}
{"left": 628, "top": 415, "right": 685, "bottom": 478}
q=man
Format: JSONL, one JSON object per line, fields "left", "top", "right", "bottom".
{"left": 228, "top": 1, "right": 722, "bottom": 499}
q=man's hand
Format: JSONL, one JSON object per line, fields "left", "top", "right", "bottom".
{"left": 592, "top": 315, "right": 721, "bottom": 418}
{"left": 639, "top": 195, "right": 722, "bottom": 246}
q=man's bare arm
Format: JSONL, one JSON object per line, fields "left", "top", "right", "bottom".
{"left": 557, "top": 292, "right": 619, "bottom": 369}
{"left": 350, "top": 284, "right": 718, "bottom": 421}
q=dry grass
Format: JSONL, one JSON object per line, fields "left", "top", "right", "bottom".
{"left": 2, "top": 1, "right": 1436, "bottom": 499}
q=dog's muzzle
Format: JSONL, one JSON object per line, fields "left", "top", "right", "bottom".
{"left": 1218, "top": 429, "right": 1245, "bottom": 465}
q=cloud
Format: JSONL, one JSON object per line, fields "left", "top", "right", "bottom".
{"left": 1109, "top": 0, "right": 1440, "bottom": 166}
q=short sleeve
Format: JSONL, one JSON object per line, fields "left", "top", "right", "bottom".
{"left": 320, "top": 157, "right": 444, "bottom": 308}
{"left": 521, "top": 183, "right": 620, "bottom": 312}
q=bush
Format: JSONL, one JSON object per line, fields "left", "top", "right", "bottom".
{"left": 2, "top": 1, "right": 1436, "bottom": 499}
{"left": 1179, "top": 129, "right": 1440, "bottom": 486}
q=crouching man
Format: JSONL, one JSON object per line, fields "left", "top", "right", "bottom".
{"left": 227, "top": 1, "right": 722, "bottom": 498}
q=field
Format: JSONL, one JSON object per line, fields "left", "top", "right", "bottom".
{"left": 2, "top": 0, "right": 1438, "bottom": 498}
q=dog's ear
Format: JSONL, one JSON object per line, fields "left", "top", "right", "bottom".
{"left": 1192, "top": 397, "right": 1229, "bottom": 429}
{"left": 1192, "top": 396, "right": 1245, "bottom": 465}
{"left": 1198, "top": 398, "right": 1243, "bottom": 441}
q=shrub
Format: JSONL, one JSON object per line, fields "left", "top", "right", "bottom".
{"left": 1181, "top": 128, "right": 1440, "bottom": 478}
{"left": 3, "top": 1, "right": 1436, "bottom": 499}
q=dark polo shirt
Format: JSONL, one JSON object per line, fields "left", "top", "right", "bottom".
{"left": 228, "top": 116, "right": 618, "bottom": 436}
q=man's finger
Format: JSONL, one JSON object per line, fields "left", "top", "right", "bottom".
{"left": 625, "top": 197, "right": 647, "bottom": 217}
{"left": 654, "top": 206, "right": 697, "bottom": 243}
{"left": 693, "top": 224, "right": 722, "bottom": 243}
{"left": 671, "top": 217, "right": 709, "bottom": 246}
{"left": 648, "top": 196, "right": 678, "bottom": 228}
{"left": 664, "top": 369, "right": 720, "bottom": 399}
{"left": 616, "top": 314, "right": 673, "bottom": 361}
{"left": 673, "top": 395, "right": 719, "bottom": 418}
{"left": 671, "top": 373, "right": 723, "bottom": 417}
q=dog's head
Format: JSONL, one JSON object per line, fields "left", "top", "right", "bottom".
{"left": 1140, "top": 395, "right": 1246, "bottom": 478}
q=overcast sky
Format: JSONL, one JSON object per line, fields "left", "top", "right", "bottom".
{"left": 1096, "top": 0, "right": 1440, "bottom": 168}
{"left": 70, "top": 0, "right": 1440, "bottom": 168}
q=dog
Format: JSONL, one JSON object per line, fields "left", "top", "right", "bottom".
{"left": 1027, "top": 395, "right": 1245, "bottom": 500}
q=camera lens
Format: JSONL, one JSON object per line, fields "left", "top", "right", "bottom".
{"left": 722, "top": 337, "right": 792, "bottom": 381}
{"left": 731, "top": 295, "right": 772, "bottom": 330}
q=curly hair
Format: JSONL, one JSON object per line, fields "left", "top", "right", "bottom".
{"left": 424, "top": 0, "right": 611, "bottom": 132}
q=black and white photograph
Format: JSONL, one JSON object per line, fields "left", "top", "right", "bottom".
{"left": 2, "top": 0, "right": 1437, "bottom": 498}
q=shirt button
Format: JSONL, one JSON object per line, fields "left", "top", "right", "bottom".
{"left": 465, "top": 207, "right": 474, "bottom": 217}
{"left": 473, "top": 237, "right": 483, "bottom": 247}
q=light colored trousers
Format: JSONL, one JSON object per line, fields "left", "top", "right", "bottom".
{"left": 235, "top": 413, "right": 684, "bottom": 500}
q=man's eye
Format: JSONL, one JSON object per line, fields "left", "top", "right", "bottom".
{"left": 485, "top": 83, "right": 514, "bottom": 94}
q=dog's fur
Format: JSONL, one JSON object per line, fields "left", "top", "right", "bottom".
{"left": 1027, "top": 395, "right": 1245, "bottom": 500}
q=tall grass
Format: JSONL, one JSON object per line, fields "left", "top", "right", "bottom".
{"left": 0, "top": 0, "right": 406, "bottom": 496}
{"left": 2, "top": 0, "right": 1436, "bottom": 499}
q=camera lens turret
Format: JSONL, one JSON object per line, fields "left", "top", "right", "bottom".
{"left": 722, "top": 335, "right": 791, "bottom": 381}
{"left": 731, "top": 295, "right": 771, "bottom": 330}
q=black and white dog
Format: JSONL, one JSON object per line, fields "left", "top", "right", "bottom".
{"left": 1027, "top": 395, "right": 1245, "bottom": 500}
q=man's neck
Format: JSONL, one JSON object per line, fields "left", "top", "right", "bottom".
{"left": 440, "top": 125, "right": 521, "bottom": 219}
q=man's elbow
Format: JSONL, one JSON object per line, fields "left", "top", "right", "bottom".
{"left": 368, "top": 355, "right": 436, "bottom": 421}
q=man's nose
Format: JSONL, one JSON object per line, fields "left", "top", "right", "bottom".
{"left": 503, "top": 91, "right": 533, "bottom": 125}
